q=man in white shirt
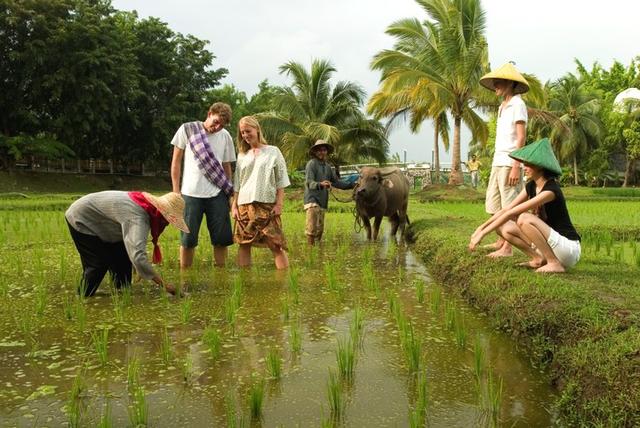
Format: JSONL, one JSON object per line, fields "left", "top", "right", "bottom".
{"left": 478, "top": 63, "right": 530, "bottom": 257}
{"left": 170, "top": 103, "right": 236, "bottom": 268}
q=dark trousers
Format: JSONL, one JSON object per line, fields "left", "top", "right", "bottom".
{"left": 67, "top": 221, "right": 132, "bottom": 297}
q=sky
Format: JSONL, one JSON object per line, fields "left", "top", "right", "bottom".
{"left": 113, "top": 0, "right": 640, "bottom": 164}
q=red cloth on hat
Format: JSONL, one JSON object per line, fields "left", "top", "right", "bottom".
{"left": 128, "top": 192, "right": 169, "bottom": 264}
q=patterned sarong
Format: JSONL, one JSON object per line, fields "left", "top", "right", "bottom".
{"left": 184, "top": 121, "right": 233, "bottom": 196}
{"left": 233, "top": 202, "right": 288, "bottom": 251}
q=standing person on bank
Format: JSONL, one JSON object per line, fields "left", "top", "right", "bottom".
{"left": 231, "top": 116, "right": 290, "bottom": 269}
{"left": 464, "top": 154, "right": 482, "bottom": 189}
{"left": 304, "top": 140, "right": 356, "bottom": 245}
{"left": 65, "top": 191, "right": 189, "bottom": 296}
{"left": 170, "top": 102, "right": 236, "bottom": 269}
{"left": 468, "top": 138, "right": 580, "bottom": 273}
{"left": 479, "top": 62, "right": 529, "bottom": 257}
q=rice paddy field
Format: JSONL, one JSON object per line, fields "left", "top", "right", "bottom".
{"left": 0, "top": 192, "right": 561, "bottom": 427}
{"left": 1, "top": 188, "right": 639, "bottom": 426}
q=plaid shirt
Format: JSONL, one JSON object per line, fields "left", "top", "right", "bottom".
{"left": 184, "top": 121, "right": 233, "bottom": 196}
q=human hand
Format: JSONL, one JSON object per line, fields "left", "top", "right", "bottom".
{"left": 272, "top": 204, "right": 283, "bottom": 216}
{"left": 320, "top": 180, "right": 331, "bottom": 189}
{"left": 468, "top": 235, "right": 482, "bottom": 251}
{"left": 231, "top": 204, "right": 240, "bottom": 220}
{"left": 507, "top": 166, "right": 520, "bottom": 186}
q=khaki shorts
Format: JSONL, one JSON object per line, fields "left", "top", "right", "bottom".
{"left": 485, "top": 166, "right": 522, "bottom": 214}
{"left": 305, "top": 205, "right": 325, "bottom": 238}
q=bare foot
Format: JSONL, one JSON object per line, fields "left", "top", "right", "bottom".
{"left": 535, "top": 262, "right": 565, "bottom": 273}
{"left": 487, "top": 249, "right": 513, "bottom": 258}
{"left": 481, "top": 242, "right": 502, "bottom": 250}
{"left": 517, "top": 259, "right": 546, "bottom": 269}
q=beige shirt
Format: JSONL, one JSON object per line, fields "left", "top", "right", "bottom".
{"left": 234, "top": 145, "right": 290, "bottom": 205}
{"left": 493, "top": 95, "right": 527, "bottom": 167}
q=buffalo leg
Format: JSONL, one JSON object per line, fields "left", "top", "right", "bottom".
{"left": 389, "top": 213, "right": 400, "bottom": 238}
{"left": 362, "top": 216, "right": 372, "bottom": 240}
{"left": 373, "top": 216, "right": 383, "bottom": 241}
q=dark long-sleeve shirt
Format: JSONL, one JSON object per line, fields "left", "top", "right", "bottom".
{"left": 303, "top": 158, "right": 353, "bottom": 209}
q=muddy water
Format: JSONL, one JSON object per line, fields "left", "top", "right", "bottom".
{"left": 0, "top": 219, "right": 556, "bottom": 427}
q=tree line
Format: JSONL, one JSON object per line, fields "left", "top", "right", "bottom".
{"left": 2, "top": 0, "right": 639, "bottom": 186}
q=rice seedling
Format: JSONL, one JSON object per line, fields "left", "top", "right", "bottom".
{"left": 59, "top": 251, "right": 66, "bottom": 283}
{"left": 289, "top": 318, "right": 302, "bottom": 354}
{"left": 414, "top": 279, "right": 425, "bottom": 304}
{"left": 350, "top": 305, "right": 365, "bottom": 347}
{"left": 121, "top": 285, "right": 133, "bottom": 306}
{"left": 225, "top": 392, "right": 240, "bottom": 428}
{"left": 400, "top": 322, "right": 422, "bottom": 373}
{"left": 326, "top": 369, "right": 345, "bottom": 421}
{"left": 444, "top": 301, "right": 456, "bottom": 331}
{"left": 266, "top": 348, "right": 282, "bottom": 379}
{"left": 388, "top": 292, "right": 401, "bottom": 320}
{"left": 63, "top": 295, "right": 74, "bottom": 320}
{"left": 305, "top": 244, "right": 317, "bottom": 267}
{"left": 409, "top": 372, "right": 428, "bottom": 428}
{"left": 34, "top": 282, "right": 48, "bottom": 316}
{"left": 288, "top": 267, "right": 300, "bottom": 303}
{"left": 281, "top": 296, "right": 290, "bottom": 321}
{"left": 91, "top": 327, "right": 109, "bottom": 366}
{"left": 454, "top": 315, "right": 467, "bottom": 349}
{"left": 110, "top": 289, "right": 125, "bottom": 322}
{"left": 182, "top": 354, "right": 194, "bottom": 385}
{"left": 397, "top": 265, "right": 406, "bottom": 284}
{"left": 362, "top": 262, "right": 379, "bottom": 292}
{"left": 430, "top": 288, "right": 441, "bottom": 314}
{"left": 483, "top": 369, "right": 503, "bottom": 426}
{"left": 159, "top": 325, "right": 173, "bottom": 364}
{"left": 202, "top": 325, "right": 222, "bottom": 359}
{"left": 473, "top": 335, "right": 485, "bottom": 386}
{"left": 67, "top": 371, "right": 86, "bottom": 428}
{"left": 74, "top": 298, "right": 87, "bottom": 331}
{"left": 180, "top": 296, "right": 193, "bottom": 323}
{"left": 247, "top": 377, "right": 265, "bottom": 420}
{"left": 335, "top": 337, "right": 356, "bottom": 382}
{"left": 325, "top": 263, "right": 340, "bottom": 292}
{"left": 98, "top": 401, "right": 113, "bottom": 428}
{"left": 128, "top": 384, "right": 148, "bottom": 427}
{"left": 127, "top": 355, "right": 141, "bottom": 388}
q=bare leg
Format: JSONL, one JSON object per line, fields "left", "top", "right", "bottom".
{"left": 487, "top": 236, "right": 513, "bottom": 258}
{"left": 180, "top": 246, "right": 195, "bottom": 269}
{"left": 272, "top": 248, "right": 289, "bottom": 269}
{"left": 516, "top": 213, "right": 565, "bottom": 273}
{"left": 307, "top": 235, "right": 315, "bottom": 245}
{"left": 237, "top": 244, "right": 252, "bottom": 268}
{"left": 213, "top": 246, "right": 227, "bottom": 267}
{"left": 498, "top": 220, "right": 545, "bottom": 267}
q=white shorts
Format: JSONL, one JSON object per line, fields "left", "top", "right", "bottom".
{"left": 547, "top": 229, "right": 581, "bottom": 268}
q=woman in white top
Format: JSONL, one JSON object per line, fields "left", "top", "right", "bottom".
{"left": 231, "top": 116, "right": 290, "bottom": 269}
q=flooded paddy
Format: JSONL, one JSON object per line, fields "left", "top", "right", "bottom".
{"left": 0, "top": 203, "right": 556, "bottom": 426}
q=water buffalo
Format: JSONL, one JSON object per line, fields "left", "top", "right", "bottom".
{"left": 354, "top": 166, "right": 410, "bottom": 241}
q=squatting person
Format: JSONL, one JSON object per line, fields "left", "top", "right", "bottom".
{"left": 468, "top": 138, "right": 581, "bottom": 273}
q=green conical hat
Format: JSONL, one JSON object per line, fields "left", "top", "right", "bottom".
{"left": 509, "top": 138, "right": 562, "bottom": 176}
{"left": 480, "top": 62, "right": 529, "bottom": 94}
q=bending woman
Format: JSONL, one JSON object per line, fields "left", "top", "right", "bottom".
{"left": 231, "top": 116, "right": 290, "bottom": 269}
{"left": 468, "top": 138, "right": 580, "bottom": 273}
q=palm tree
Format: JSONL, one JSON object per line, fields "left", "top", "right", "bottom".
{"left": 367, "top": 75, "right": 450, "bottom": 183}
{"left": 549, "top": 73, "right": 603, "bottom": 185}
{"left": 257, "top": 59, "right": 388, "bottom": 169}
{"left": 370, "top": 0, "right": 489, "bottom": 185}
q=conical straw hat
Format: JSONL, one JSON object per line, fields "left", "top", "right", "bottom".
{"left": 480, "top": 62, "right": 530, "bottom": 94}
{"left": 142, "top": 192, "right": 190, "bottom": 232}
{"left": 509, "top": 138, "right": 562, "bottom": 176}
{"left": 309, "top": 139, "right": 334, "bottom": 156}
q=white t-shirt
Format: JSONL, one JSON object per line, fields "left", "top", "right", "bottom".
{"left": 171, "top": 123, "right": 236, "bottom": 198}
{"left": 492, "top": 95, "right": 527, "bottom": 167}
{"left": 233, "top": 145, "right": 290, "bottom": 205}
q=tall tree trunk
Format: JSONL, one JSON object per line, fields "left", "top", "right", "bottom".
{"left": 434, "top": 120, "right": 440, "bottom": 184}
{"left": 573, "top": 155, "right": 579, "bottom": 186}
{"left": 623, "top": 157, "right": 635, "bottom": 187}
{"left": 448, "top": 116, "right": 463, "bottom": 185}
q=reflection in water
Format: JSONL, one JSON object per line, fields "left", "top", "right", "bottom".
{"left": 0, "top": 216, "right": 556, "bottom": 427}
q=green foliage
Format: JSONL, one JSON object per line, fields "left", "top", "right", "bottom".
{"left": 0, "top": 0, "right": 227, "bottom": 170}
{"left": 258, "top": 59, "right": 389, "bottom": 169}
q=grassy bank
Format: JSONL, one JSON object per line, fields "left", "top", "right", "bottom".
{"left": 407, "top": 197, "right": 640, "bottom": 426}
